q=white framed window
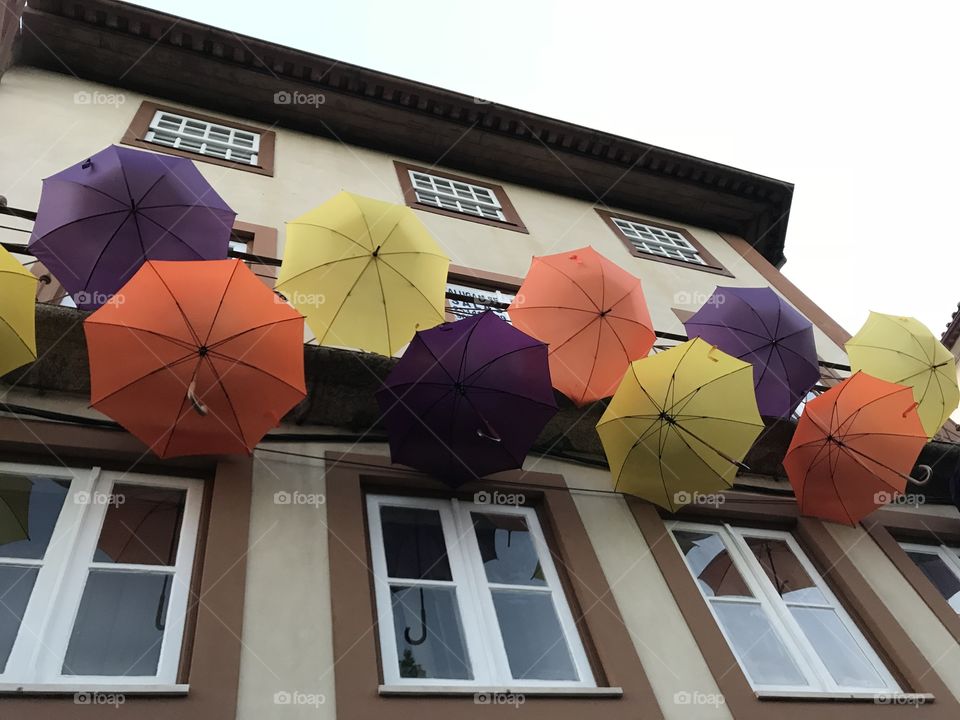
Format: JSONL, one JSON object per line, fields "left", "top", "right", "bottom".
{"left": 145, "top": 110, "right": 260, "bottom": 166}
{"left": 670, "top": 521, "right": 900, "bottom": 695}
{"left": 446, "top": 282, "right": 514, "bottom": 322}
{"left": 408, "top": 170, "right": 506, "bottom": 221}
{"left": 900, "top": 541, "right": 960, "bottom": 612}
{"left": 612, "top": 218, "right": 706, "bottom": 265}
{"left": 366, "top": 494, "right": 594, "bottom": 688}
{"left": 0, "top": 462, "right": 202, "bottom": 689}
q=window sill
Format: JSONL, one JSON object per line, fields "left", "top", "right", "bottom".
{"left": 756, "top": 690, "right": 933, "bottom": 703}
{"left": 0, "top": 683, "right": 190, "bottom": 695}
{"left": 378, "top": 684, "right": 622, "bottom": 698}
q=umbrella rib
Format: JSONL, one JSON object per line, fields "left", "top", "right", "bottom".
{"left": 200, "top": 355, "right": 251, "bottom": 448}
{"left": 136, "top": 213, "right": 208, "bottom": 260}
{"left": 201, "top": 261, "right": 242, "bottom": 347}
{"left": 544, "top": 316, "right": 600, "bottom": 359}
{"left": 91, "top": 353, "right": 198, "bottom": 406}
{"left": 371, "top": 258, "right": 393, "bottom": 355}
{"left": 377, "top": 249, "right": 451, "bottom": 260}
{"left": 461, "top": 343, "right": 546, "bottom": 384}
{"left": 606, "top": 280, "right": 642, "bottom": 315}
{"left": 576, "top": 323, "right": 604, "bottom": 406}
{"left": 44, "top": 177, "right": 129, "bottom": 208}
{"left": 0, "top": 314, "right": 36, "bottom": 359}
{"left": 376, "top": 256, "right": 446, "bottom": 326}
{"left": 683, "top": 320, "right": 772, "bottom": 343}
{"left": 207, "top": 315, "right": 304, "bottom": 350}
{"left": 671, "top": 423, "right": 738, "bottom": 484}
{"left": 147, "top": 264, "right": 203, "bottom": 347}
{"left": 29, "top": 209, "right": 130, "bottom": 247}
{"left": 540, "top": 260, "right": 601, "bottom": 312}
{"left": 315, "top": 257, "right": 374, "bottom": 347}
{"left": 133, "top": 173, "right": 167, "bottom": 208}
{"left": 276, "top": 253, "right": 369, "bottom": 290}
{"left": 465, "top": 385, "right": 559, "bottom": 411}
{"left": 833, "top": 386, "right": 915, "bottom": 436}
{"left": 81, "top": 322, "right": 198, "bottom": 353}
{"left": 837, "top": 442, "right": 913, "bottom": 494}
{"left": 412, "top": 336, "right": 458, "bottom": 385}
{"left": 457, "top": 316, "right": 485, "bottom": 381}
{"left": 825, "top": 448, "right": 856, "bottom": 527}
{"left": 204, "top": 351, "right": 307, "bottom": 397}
{"left": 734, "top": 292, "right": 777, "bottom": 338}
{"left": 666, "top": 366, "right": 754, "bottom": 413}
{"left": 75, "top": 212, "right": 134, "bottom": 293}
{"left": 288, "top": 222, "right": 373, "bottom": 253}
{"left": 509, "top": 305, "right": 604, "bottom": 315}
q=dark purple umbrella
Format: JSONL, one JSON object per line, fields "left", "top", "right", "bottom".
{"left": 376, "top": 311, "right": 557, "bottom": 486}
{"left": 29, "top": 145, "right": 235, "bottom": 310}
{"left": 683, "top": 286, "right": 820, "bottom": 418}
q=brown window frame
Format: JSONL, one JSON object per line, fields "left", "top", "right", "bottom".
{"left": 863, "top": 511, "right": 960, "bottom": 646}
{"left": 0, "top": 417, "right": 252, "bottom": 719}
{"left": 444, "top": 264, "right": 522, "bottom": 322}
{"left": 626, "top": 495, "right": 960, "bottom": 718}
{"left": 122, "top": 101, "right": 276, "bottom": 177}
{"left": 596, "top": 209, "right": 733, "bottom": 277}
{"left": 324, "top": 451, "right": 662, "bottom": 720}
{"left": 394, "top": 161, "right": 528, "bottom": 234}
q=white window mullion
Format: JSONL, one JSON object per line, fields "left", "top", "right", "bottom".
{"left": 2, "top": 466, "right": 100, "bottom": 682}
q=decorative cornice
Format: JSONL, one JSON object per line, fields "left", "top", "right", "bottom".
{"left": 16, "top": 0, "right": 793, "bottom": 266}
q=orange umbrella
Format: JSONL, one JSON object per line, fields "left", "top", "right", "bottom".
{"left": 508, "top": 247, "right": 655, "bottom": 405}
{"left": 783, "top": 372, "right": 928, "bottom": 525}
{"left": 84, "top": 259, "right": 306, "bottom": 458}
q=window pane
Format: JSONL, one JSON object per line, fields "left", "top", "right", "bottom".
{"left": 0, "top": 565, "right": 39, "bottom": 672}
{"left": 390, "top": 585, "right": 471, "bottom": 680}
{"left": 380, "top": 507, "right": 452, "bottom": 581}
{"left": 62, "top": 571, "right": 172, "bottom": 676}
{"left": 743, "top": 537, "right": 827, "bottom": 605}
{"left": 471, "top": 513, "right": 546, "bottom": 587}
{"left": 491, "top": 590, "right": 577, "bottom": 681}
{"left": 906, "top": 551, "right": 960, "bottom": 611}
{"left": 0, "top": 475, "right": 68, "bottom": 560}
{"left": 711, "top": 600, "right": 808, "bottom": 687}
{"left": 673, "top": 530, "right": 754, "bottom": 599}
{"left": 790, "top": 606, "right": 887, "bottom": 689}
{"left": 94, "top": 485, "right": 186, "bottom": 566}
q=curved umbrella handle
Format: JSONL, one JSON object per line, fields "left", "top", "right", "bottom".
{"left": 908, "top": 464, "right": 933, "bottom": 486}
{"left": 403, "top": 587, "right": 428, "bottom": 646}
{"left": 187, "top": 379, "right": 209, "bottom": 416}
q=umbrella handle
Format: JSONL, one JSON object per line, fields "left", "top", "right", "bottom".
{"left": 187, "top": 380, "right": 209, "bottom": 416}
{"left": 403, "top": 587, "right": 429, "bottom": 646}
{"left": 908, "top": 464, "right": 933, "bottom": 486}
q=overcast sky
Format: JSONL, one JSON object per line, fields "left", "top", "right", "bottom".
{"left": 136, "top": 0, "right": 959, "bottom": 338}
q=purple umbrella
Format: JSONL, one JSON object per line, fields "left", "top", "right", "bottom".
{"left": 29, "top": 145, "right": 235, "bottom": 310}
{"left": 683, "top": 286, "right": 820, "bottom": 418}
{"left": 376, "top": 311, "right": 557, "bottom": 486}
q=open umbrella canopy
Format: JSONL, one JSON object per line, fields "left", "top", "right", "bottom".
{"left": 84, "top": 259, "right": 305, "bottom": 458}
{"left": 683, "top": 286, "right": 820, "bottom": 418}
{"left": 0, "top": 474, "right": 33, "bottom": 548}
{"left": 29, "top": 145, "right": 235, "bottom": 310}
{"left": 376, "top": 311, "right": 557, "bottom": 485}
{"left": 276, "top": 192, "right": 449, "bottom": 356}
{"left": 0, "top": 245, "right": 38, "bottom": 377}
{"left": 508, "top": 246, "right": 655, "bottom": 406}
{"left": 846, "top": 312, "right": 959, "bottom": 438}
{"left": 784, "top": 372, "right": 928, "bottom": 526}
{"left": 597, "top": 338, "right": 763, "bottom": 511}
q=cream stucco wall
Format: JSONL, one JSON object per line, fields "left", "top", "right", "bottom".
{"left": 0, "top": 66, "right": 847, "bottom": 363}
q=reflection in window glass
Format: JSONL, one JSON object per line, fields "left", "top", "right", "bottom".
{"left": 390, "top": 586, "right": 471, "bottom": 680}
{"left": 743, "top": 537, "right": 827, "bottom": 605}
{"left": 711, "top": 601, "right": 807, "bottom": 687}
{"left": 381, "top": 507, "right": 452, "bottom": 581}
{"left": 62, "top": 571, "right": 172, "bottom": 676}
{"left": 790, "top": 607, "right": 886, "bottom": 688}
{"left": 905, "top": 550, "right": 960, "bottom": 612}
{"left": 0, "top": 566, "right": 39, "bottom": 672}
{"left": 94, "top": 485, "right": 186, "bottom": 565}
{"left": 673, "top": 530, "right": 753, "bottom": 599}
{"left": 472, "top": 513, "right": 545, "bottom": 586}
{"left": 0, "top": 475, "right": 69, "bottom": 560}
{"left": 491, "top": 590, "right": 577, "bottom": 681}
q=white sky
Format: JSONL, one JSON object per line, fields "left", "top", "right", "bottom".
{"left": 135, "top": 0, "right": 960, "bottom": 338}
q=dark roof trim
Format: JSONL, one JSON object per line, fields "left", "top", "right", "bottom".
{"left": 943, "top": 302, "right": 960, "bottom": 349}
{"left": 17, "top": 0, "right": 793, "bottom": 265}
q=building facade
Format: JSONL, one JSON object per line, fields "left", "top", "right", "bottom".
{"left": 1, "top": 2, "right": 959, "bottom": 719}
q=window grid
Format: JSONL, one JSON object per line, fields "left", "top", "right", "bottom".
{"left": 670, "top": 521, "right": 900, "bottom": 695}
{"left": 145, "top": 111, "right": 260, "bottom": 166}
{"left": 0, "top": 462, "right": 202, "bottom": 687}
{"left": 409, "top": 170, "right": 506, "bottom": 221}
{"left": 612, "top": 218, "right": 706, "bottom": 265}
{"left": 366, "top": 494, "right": 595, "bottom": 688}
{"left": 899, "top": 541, "right": 960, "bottom": 612}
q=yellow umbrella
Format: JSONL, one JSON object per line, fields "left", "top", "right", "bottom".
{"left": 846, "top": 311, "right": 959, "bottom": 438}
{"left": 596, "top": 338, "right": 764, "bottom": 511}
{"left": 276, "top": 192, "right": 449, "bottom": 356}
{"left": 0, "top": 245, "right": 38, "bottom": 377}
